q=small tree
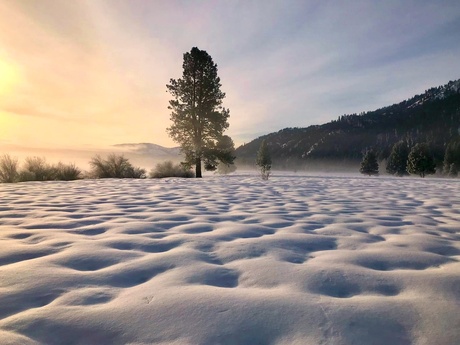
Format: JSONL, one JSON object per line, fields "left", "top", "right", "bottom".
{"left": 360, "top": 150, "right": 379, "bottom": 176}
{"left": 256, "top": 139, "right": 272, "bottom": 180}
{"left": 407, "top": 143, "right": 436, "bottom": 178}
{"left": 386, "top": 141, "right": 409, "bottom": 176}
{"left": 167, "top": 47, "right": 234, "bottom": 178}
{"left": 0, "top": 154, "right": 19, "bottom": 183}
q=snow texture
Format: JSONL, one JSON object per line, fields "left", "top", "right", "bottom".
{"left": 0, "top": 174, "right": 459, "bottom": 345}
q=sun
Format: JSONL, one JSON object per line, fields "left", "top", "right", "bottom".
{"left": 0, "top": 58, "right": 20, "bottom": 95}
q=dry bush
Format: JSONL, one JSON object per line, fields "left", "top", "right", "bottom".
{"left": 19, "top": 156, "right": 57, "bottom": 181}
{"left": 55, "top": 162, "right": 82, "bottom": 181}
{"left": 89, "top": 154, "right": 146, "bottom": 178}
{"left": 0, "top": 154, "right": 19, "bottom": 183}
{"left": 149, "top": 161, "right": 194, "bottom": 178}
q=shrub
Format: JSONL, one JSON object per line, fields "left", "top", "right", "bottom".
{"left": 89, "top": 154, "right": 146, "bottom": 178}
{"left": 89, "top": 155, "right": 111, "bottom": 178}
{"left": 149, "top": 161, "right": 194, "bottom": 178}
{"left": 0, "top": 154, "right": 19, "bottom": 183}
{"left": 17, "top": 170, "right": 36, "bottom": 182}
{"left": 125, "top": 166, "right": 147, "bottom": 179}
{"left": 55, "top": 162, "right": 82, "bottom": 181}
{"left": 19, "top": 156, "right": 57, "bottom": 181}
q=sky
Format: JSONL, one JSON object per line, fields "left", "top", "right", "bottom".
{"left": 1, "top": 0, "right": 460, "bottom": 155}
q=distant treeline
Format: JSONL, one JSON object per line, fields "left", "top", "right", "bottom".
{"left": 359, "top": 140, "right": 459, "bottom": 178}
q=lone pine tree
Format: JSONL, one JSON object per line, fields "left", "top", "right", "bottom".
{"left": 167, "top": 47, "right": 234, "bottom": 178}
{"left": 360, "top": 150, "right": 379, "bottom": 176}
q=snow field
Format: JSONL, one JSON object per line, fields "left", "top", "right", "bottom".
{"left": 0, "top": 175, "right": 459, "bottom": 345}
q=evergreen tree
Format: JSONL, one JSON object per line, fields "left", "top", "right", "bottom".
{"left": 167, "top": 47, "right": 233, "bottom": 178}
{"left": 360, "top": 150, "right": 379, "bottom": 175}
{"left": 407, "top": 143, "right": 436, "bottom": 177}
{"left": 256, "top": 139, "right": 272, "bottom": 180}
{"left": 386, "top": 140, "right": 409, "bottom": 176}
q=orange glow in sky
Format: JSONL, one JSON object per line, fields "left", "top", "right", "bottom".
{"left": 0, "top": 1, "right": 177, "bottom": 152}
{"left": 1, "top": 1, "right": 459, "bottom": 158}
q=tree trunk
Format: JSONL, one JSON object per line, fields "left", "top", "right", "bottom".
{"left": 195, "top": 157, "right": 202, "bottom": 178}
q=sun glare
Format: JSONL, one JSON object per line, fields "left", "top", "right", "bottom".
{"left": 0, "top": 58, "right": 20, "bottom": 95}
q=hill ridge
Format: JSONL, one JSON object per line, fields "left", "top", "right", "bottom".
{"left": 235, "top": 78, "right": 460, "bottom": 169}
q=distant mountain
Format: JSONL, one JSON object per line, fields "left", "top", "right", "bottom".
{"left": 113, "top": 143, "right": 181, "bottom": 158}
{"left": 235, "top": 79, "right": 460, "bottom": 170}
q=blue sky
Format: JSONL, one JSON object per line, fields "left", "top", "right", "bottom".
{"left": 1, "top": 0, "right": 460, "bottom": 151}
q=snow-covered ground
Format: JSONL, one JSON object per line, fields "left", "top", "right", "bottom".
{"left": 0, "top": 174, "right": 459, "bottom": 345}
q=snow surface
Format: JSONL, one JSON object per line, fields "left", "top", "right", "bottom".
{"left": 0, "top": 174, "right": 459, "bottom": 345}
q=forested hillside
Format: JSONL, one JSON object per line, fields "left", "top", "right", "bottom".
{"left": 235, "top": 79, "right": 460, "bottom": 170}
